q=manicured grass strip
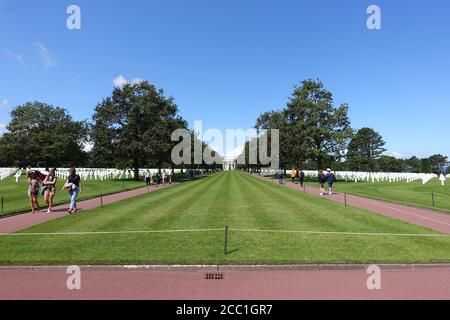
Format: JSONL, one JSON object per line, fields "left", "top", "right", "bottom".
{"left": 305, "top": 178, "right": 450, "bottom": 213}
{"left": 2, "top": 228, "right": 449, "bottom": 237}
{"left": 1, "top": 172, "right": 450, "bottom": 265}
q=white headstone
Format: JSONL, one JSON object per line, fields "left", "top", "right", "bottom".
{"left": 440, "top": 174, "right": 446, "bottom": 186}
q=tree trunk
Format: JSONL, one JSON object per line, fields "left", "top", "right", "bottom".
{"left": 317, "top": 157, "right": 323, "bottom": 170}
{"left": 133, "top": 159, "right": 140, "bottom": 181}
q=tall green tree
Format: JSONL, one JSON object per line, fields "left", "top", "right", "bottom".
{"left": 251, "top": 80, "right": 352, "bottom": 170}
{"left": 347, "top": 127, "right": 386, "bottom": 172}
{"left": 420, "top": 158, "right": 432, "bottom": 173}
{"left": 377, "top": 156, "right": 405, "bottom": 172}
{"left": 405, "top": 156, "right": 421, "bottom": 173}
{"left": 255, "top": 111, "right": 290, "bottom": 168}
{"left": 283, "top": 80, "right": 352, "bottom": 169}
{"left": 0, "top": 102, "right": 87, "bottom": 168}
{"left": 91, "top": 81, "right": 187, "bottom": 180}
{"left": 429, "top": 154, "right": 448, "bottom": 174}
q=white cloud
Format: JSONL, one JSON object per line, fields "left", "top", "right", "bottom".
{"left": 11, "top": 53, "right": 26, "bottom": 66}
{"left": 383, "top": 151, "right": 404, "bottom": 159}
{"left": 113, "top": 75, "right": 144, "bottom": 88}
{"left": 35, "top": 42, "right": 57, "bottom": 68}
{"left": 0, "top": 99, "right": 7, "bottom": 108}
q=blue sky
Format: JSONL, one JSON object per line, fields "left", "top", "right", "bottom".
{"left": 1, "top": 0, "right": 449, "bottom": 159}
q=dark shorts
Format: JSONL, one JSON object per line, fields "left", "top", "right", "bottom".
{"left": 328, "top": 182, "right": 333, "bottom": 188}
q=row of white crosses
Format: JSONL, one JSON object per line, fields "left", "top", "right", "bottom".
{"left": 324, "top": 171, "right": 439, "bottom": 185}
{"left": 0, "top": 168, "right": 18, "bottom": 181}
{"left": 260, "top": 169, "right": 441, "bottom": 185}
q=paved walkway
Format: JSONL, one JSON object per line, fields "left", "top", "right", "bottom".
{"left": 0, "top": 184, "right": 176, "bottom": 234}
{"left": 255, "top": 174, "right": 450, "bottom": 234}
{"left": 1, "top": 265, "right": 450, "bottom": 300}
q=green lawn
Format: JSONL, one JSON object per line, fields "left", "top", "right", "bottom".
{"left": 0, "top": 174, "right": 145, "bottom": 217}
{"left": 1, "top": 172, "right": 450, "bottom": 265}
{"left": 304, "top": 178, "right": 450, "bottom": 213}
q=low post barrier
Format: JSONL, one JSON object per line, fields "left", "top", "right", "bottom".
{"left": 432, "top": 191, "right": 435, "bottom": 208}
{"left": 224, "top": 226, "right": 229, "bottom": 255}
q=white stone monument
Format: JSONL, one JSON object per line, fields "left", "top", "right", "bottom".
{"left": 223, "top": 158, "right": 237, "bottom": 171}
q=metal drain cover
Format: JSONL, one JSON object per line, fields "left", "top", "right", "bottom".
{"left": 205, "top": 273, "right": 224, "bottom": 280}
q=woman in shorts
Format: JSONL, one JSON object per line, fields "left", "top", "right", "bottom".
{"left": 318, "top": 170, "right": 326, "bottom": 196}
{"left": 27, "top": 171, "right": 41, "bottom": 214}
{"left": 43, "top": 168, "right": 57, "bottom": 214}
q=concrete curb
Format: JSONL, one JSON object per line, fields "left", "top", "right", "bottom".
{"left": 2, "top": 264, "right": 450, "bottom": 272}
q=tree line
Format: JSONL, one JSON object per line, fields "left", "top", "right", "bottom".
{"left": 238, "top": 79, "right": 448, "bottom": 174}
{"left": 1, "top": 79, "right": 447, "bottom": 176}
{"left": 0, "top": 81, "right": 221, "bottom": 180}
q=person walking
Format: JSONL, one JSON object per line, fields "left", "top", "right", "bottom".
{"left": 291, "top": 168, "right": 297, "bottom": 184}
{"left": 298, "top": 169, "right": 305, "bottom": 188}
{"left": 43, "top": 168, "right": 57, "bottom": 214}
{"left": 145, "top": 170, "right": 152, "bottom": 189}
{"left": 27, "top": 171, "right": 41, "bottom": 214}
{"left": 318, "top": 170, "right": 326, "bottom": 196}
{"left": 326, "top": 168, "right": 336, "bottom": 195}
{"left": 62, "top": 167, "right": 83, "bottom": 214}
{"left": 168, "top": 169, "right": 173, "bottom": 185}
{"left": 277, "top": 168, "right": 284, "bottom": 184}
{"left": 156, "top": 170, "right": 162, "bottom": 187}
{"left": 162, "top": 169, "right": 167, "bottom": 185}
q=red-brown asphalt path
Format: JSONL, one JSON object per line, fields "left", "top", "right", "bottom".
{"left": 1, "top": 265, "right": 450, "bottom": 300}
{"left": 256, "top": 174, "right": 450, "bottom": 234}
{"left": 0, "top": 184, "right": 175, "bottom": 234}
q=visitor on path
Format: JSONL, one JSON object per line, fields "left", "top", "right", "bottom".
{"left": 297, "top": 169, "right": 305, "bottom": 188}
{"left": 145, "top": 170, "right": 152, "bottom": 189}
{"left": 62, "top": 167, "right": 83, "bottom": 214}
{"left": 27, "top": 171, "right": 41, "bottom": 214}
{"left": 42, "top": 168, "right": 57, "bottom": 214}
{"left": 291, "top": 168, "right": 297, "bottom": 184}
{"left": 318, "top": 170, "right": 326, "bottom": 196}
{"left": 168, "top": 169, "right": 173, "bottom": 184}
{"left": 156, "top": 170, "right": 162, "bottom": 187}
{"left": 162, "top": 169, "right": 167, "bottom": 184}
{"left": 277, "top": 168, "right": 284, "bottom": 184}
{"left": 326, "top": 169, "right": 336, "bottom": 195}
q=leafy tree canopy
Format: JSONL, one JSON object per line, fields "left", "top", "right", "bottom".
{"left": 0, "top": 101, "right": 87, "bottom": 168}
